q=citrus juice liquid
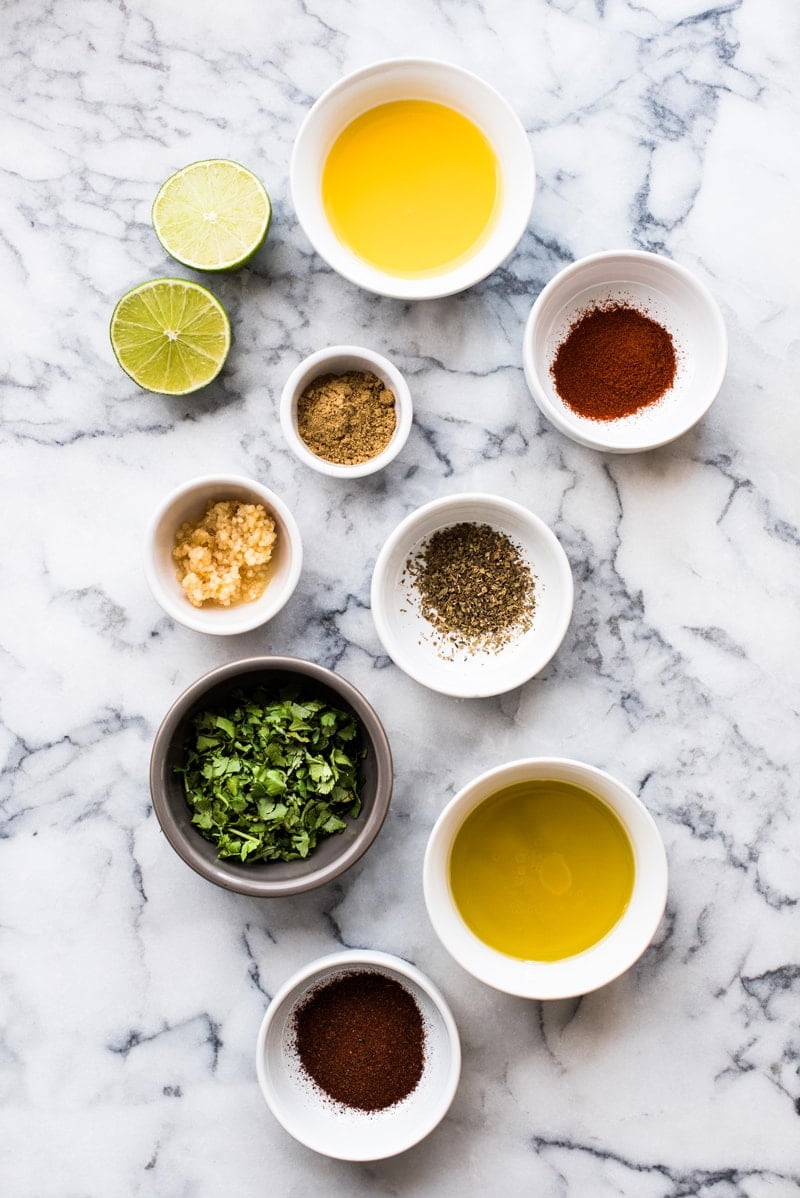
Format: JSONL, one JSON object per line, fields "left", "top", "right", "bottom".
{"left": 449, "top": 780, "right": 635, "bottom": 961}
{"left": 322, "top": 99, "right": 500, "bottom": 277}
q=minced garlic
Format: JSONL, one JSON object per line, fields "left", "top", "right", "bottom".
{"left": 173, "top": 499, "right": 277, "bottom": 608}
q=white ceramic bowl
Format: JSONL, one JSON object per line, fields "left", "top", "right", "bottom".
{"left": 144, "top": 474, "right": 302, "bottom": 635}
{"left": 371, "top": 494, "right": 573, "bottom": 698}
{"left": 424, "top": 758, "right": 669, "bottom": 1000}
{"left": 523, "top": 249, "right": 728, "bottom": 453}
{"left": 291, "top": 57, "right": 535, "bottom": 300}
{"left": 279, "top": 345, "right": 413, "bottom": 478}
{"left": 255, "top": 950, "right": 461, "bottom": 1160}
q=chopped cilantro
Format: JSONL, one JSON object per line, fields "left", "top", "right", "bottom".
{"left": 176, "top": 686, "right": 366, "bottom": 863}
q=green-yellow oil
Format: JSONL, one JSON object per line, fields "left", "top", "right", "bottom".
{"left": 448, "top": 779, "right": 635, "bottom": 961}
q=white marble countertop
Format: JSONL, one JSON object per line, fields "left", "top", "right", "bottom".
{"left": 2, "top": 1, "right": 799, "bottom": 1194}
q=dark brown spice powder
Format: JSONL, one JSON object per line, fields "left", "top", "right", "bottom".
{"left": 293, "top": 970, "right": 425, "bottom": 1112}
{"left": 551, "top": 303, "right": 677, "bottom": 422}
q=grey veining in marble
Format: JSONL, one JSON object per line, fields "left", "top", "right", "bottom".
{"left": 1, "top": 0, "right": 799, "bottom": 1195}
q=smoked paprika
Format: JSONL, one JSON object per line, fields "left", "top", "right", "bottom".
{"left": 292, "top": 970, "right": 425, "bottom": 1111}
{"left": 551, "top": 303, "right": 677, "bottom": 422}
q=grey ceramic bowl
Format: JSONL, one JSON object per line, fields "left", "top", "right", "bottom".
{"left": 149, "top": 656, "right": 393, "bottom": 896}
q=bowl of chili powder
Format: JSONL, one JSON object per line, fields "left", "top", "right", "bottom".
{"left": 523, "top": 249, "right": 727, "bottom": 452}
{"left": 255, "top": 949, "right": 461, "bottom": 1160}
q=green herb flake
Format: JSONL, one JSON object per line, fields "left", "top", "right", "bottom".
{"left": 175, "top": 686, "right": 367, "bottom": 864}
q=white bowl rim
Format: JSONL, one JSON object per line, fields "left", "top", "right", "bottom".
{"left": 370, "top": 492, "right": 574, "bottom": 697}
{"left": 290, "top": 56, "right": 535, "bottom": 300}
{"left": 279, "top": 344, "right": 414, "bottom": 478}
{"left": 423, "top": 757, "right": 668, "bottom": 999}
{"left": 523, "top": 248, "right": 728, "bottom": 453}
{"left": 143, "top": 473, "right": 303, "bottom": 634}
{"left": 255, "top": 948, "right": 462, "bottom": 1160}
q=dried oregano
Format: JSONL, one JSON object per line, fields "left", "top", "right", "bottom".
{"left": 403, "top": 522, "right": 536, "bottom": 656}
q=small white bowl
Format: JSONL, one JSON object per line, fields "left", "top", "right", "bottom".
{"left": 423, "top": 758, "right": 669, "bottom": 1000}
{"left": 291, "top": 58, "right": 535, "bottom": 300}
{"left": 370, "top": 494, "right": 573, "bottom": 698}
{"left": 523, "top": 249, "right": 728, "bottom": 453}
{"left": 280, "top": 345, "right": 413, "bottom": 478}
{"left": 144, "top": 474, "right": 302, "bottom": 635}
{"left": 255, "top": 949, "right": 461, "bottom": 1161}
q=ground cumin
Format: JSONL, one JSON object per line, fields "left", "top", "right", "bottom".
{"left": 296, "top": 369, "right": 396, "bottom": 465}
{"left": 551, "top": 302, "right": 677, "bottom": 421}
{"left": 292, "top": 970, "right": 425, "bottom": 1112}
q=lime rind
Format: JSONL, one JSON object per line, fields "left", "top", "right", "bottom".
{"left": 152, "top": 159, "right": 272, "bottom": 271}
{"left": 110, "top": 277, "right": 231, "bottom": 395}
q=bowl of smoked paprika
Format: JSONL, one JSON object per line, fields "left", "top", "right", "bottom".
{"left": 523, "top": 249, "right": 727, "bottom": 453}
{"left": 255, "top": 949, "right": 461, "bottom": 1160}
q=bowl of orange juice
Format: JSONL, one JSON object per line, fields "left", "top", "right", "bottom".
{"left": 291, "top": 58, "right": 535, "bottom": 300}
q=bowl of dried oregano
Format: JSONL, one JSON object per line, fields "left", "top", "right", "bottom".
{"left": 371, "top": 493, "right": 574, "bottom": 698}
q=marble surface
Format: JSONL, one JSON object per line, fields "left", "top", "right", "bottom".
{"left": 1, "top": 0, "right": 799, "bottom": 1194}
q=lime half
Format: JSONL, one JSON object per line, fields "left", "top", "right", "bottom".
{"left": 152, "top": 159, "right": 272, "bottom": 271}
{"left": 110, "top": 278, "right": 231, "bottom": 395}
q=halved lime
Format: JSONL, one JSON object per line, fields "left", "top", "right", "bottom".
{"left": 152, "top": 159, "right": 272, "bottom": 271}
{"left": 110, "top": 278, "right": 231, "bottom": 395}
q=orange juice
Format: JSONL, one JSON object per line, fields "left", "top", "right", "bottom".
{"left": 322, "top": 99, "right": 500, "bottom": 277}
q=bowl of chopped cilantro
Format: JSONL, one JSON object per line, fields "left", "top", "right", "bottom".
{"left": 371, "top": 493, "right": 574, "bottom": 698}
{"left": 149, "top": 656, "right": 393, "bottom": 895}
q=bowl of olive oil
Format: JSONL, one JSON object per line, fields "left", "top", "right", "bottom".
{"left": 423, "top": 758, "right": 668, "bottom": 999}
{"left": 291, "top": 58, "right": 535, "bottom": 299}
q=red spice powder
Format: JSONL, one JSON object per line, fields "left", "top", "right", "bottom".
{"left": 550, "top": 303, "right": 677, "bottom": 422}
{"left": 292, "top": 970, "right": 425, "bottom": 1112}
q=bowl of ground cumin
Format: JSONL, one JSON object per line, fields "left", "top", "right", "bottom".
{"left": 144, "top": 474, "right": 302, "bottom": 634}
{"left": 523, "top": 249, "right": 728, "bottom": 453}
{"left": 256, "top": 949, "right": 461, "bottom": 1159}
{"left": 280, "top": 345, "right": 413, "bottom": 478}
{"left": 371, "top": 493, "right": 574, "bottom": 698}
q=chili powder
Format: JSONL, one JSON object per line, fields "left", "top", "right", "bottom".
{"left": 292, "top": 970, "right": 425, "bottom": 1111}
{"left": 550, "top": 303, "right": 677, "bottom": 422}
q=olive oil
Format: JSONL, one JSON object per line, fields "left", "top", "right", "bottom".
{"left": 322, "top": 99, "right": 500, "bottom": 277}
{"left": 449, "top": 780, "right": 635, "bottom": 961}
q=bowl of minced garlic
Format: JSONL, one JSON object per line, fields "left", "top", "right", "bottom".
{"left": 280, "top": 345, "right": 413, "bottom": 478}
{"left": 144, "top": 475, "right": 303, "bottom": 635}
